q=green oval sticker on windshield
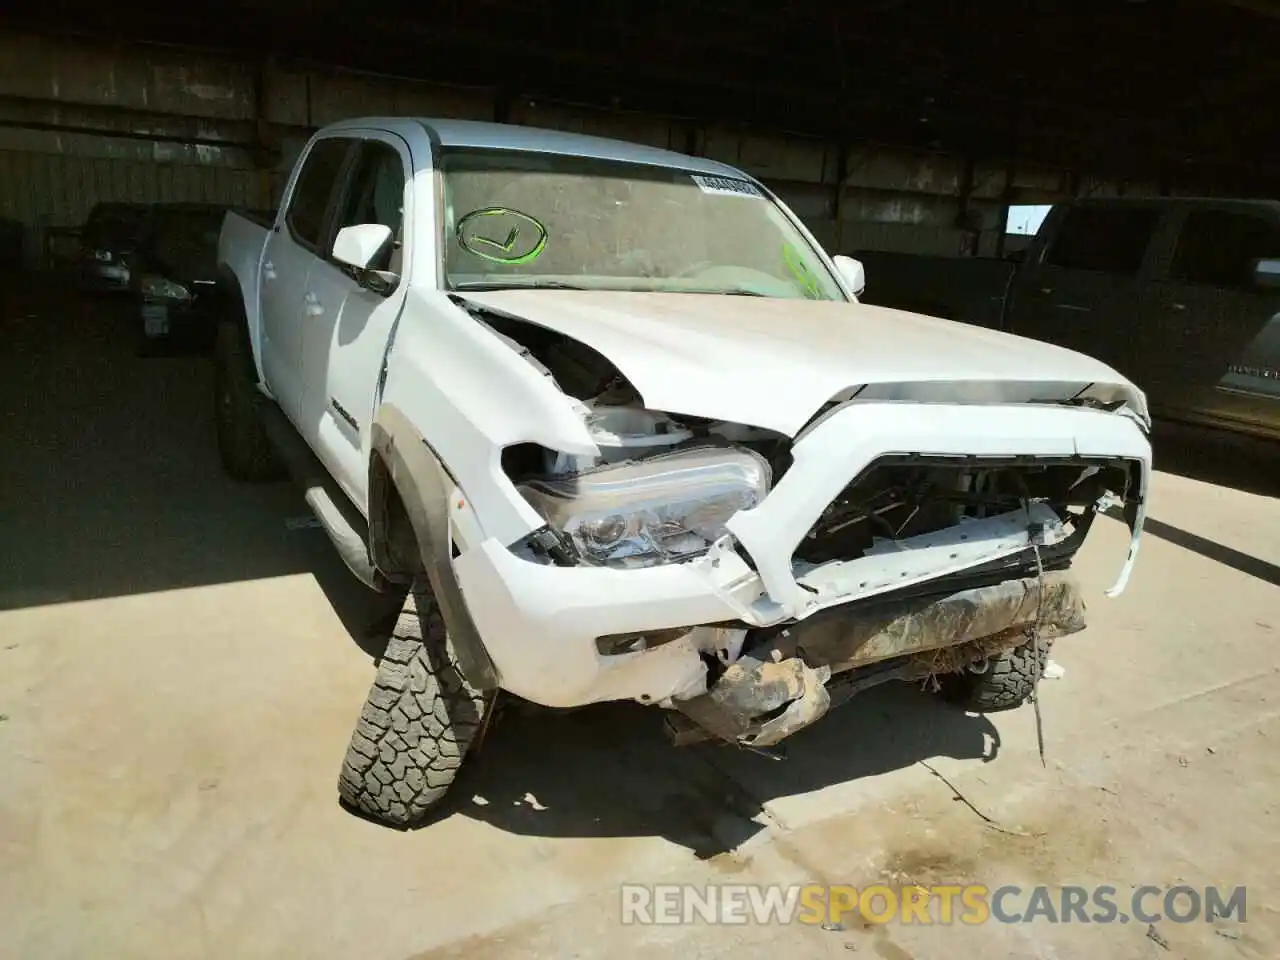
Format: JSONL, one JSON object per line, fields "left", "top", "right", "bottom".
{"left": 456, "top": 207, "right": 548, "bottom": 265}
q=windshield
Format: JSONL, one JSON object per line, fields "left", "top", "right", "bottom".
{"left": 440, "top": 149, "right": 846, "bottom": 300}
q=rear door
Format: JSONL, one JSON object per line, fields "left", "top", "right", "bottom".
{"left": 1006, "top": 204, "right": 1161, "bottom": 377}
{"left": 298, "top": 133, "right": 413, "bottom": 512}
{"left": 1134, "top": 207, "right": 1280, "bottom": 435}
{"left": 259, "top": 136, "right": 353, "bottom": 424}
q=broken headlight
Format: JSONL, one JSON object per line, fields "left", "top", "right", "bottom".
{"left": 519, "top": 447, "right": 771, "bottom": 567}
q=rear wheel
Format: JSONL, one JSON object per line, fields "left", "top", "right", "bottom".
{"left": 938, "top": 633, "right": 1050, "bottom": 712}
{"left": 214, "top": 322, "right": 283, "bottom": 482}
{"left": 338, "top": 583, "right": 490, "bottom": 827}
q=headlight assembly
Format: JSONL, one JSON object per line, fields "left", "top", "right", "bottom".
{"left": 519, "top": 447, "right": 771, "bottom": 568}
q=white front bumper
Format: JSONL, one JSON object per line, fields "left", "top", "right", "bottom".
{"left": 453, "top": 402, "right": 1152, "bottom": 708}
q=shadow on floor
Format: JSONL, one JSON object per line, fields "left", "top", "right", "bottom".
{"left": 0, "top": 276, "right": 402, "bottom": 652}
{"left": 1150, "top": 420, "right": 1279, "bottom": 499}
{"left": 1142, "top": 517, "right": 1280, "bottom": 587}
{"left": 448, "top": 684, "right": 1000, "bottom": 859}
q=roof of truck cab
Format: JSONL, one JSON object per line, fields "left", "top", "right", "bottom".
{"left": 317, "top": 116, "right": 751, "bottom": 180}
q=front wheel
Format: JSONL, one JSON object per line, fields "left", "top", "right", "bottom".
{"left": 338, "top": 584, "right": 490, "bottom": 827}
{"left": 937, "top": 632, "right": 1050, "bottom": 712}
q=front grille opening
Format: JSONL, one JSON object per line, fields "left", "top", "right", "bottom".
{"left": 794, "top": 455, "right": 1134, "bottom": 566}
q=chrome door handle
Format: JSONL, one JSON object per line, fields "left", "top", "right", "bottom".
{"left": 304, "top": 292, "right": 324, "bottom": 317}
{"left": 1038, "top": 287, "right": 1053, "bottom": 295}
{"left": 1170, "top": 302, "right": 1187, "bottom": 312}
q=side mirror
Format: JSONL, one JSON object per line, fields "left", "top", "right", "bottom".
{"left": 333, "top": 223, "right": 393, "bottom": 272}
{"left": 832, "top": 255, "right": 866, "bottom": 297}
{"left": 1253, "top": 258, "right": 1280, "bottom": 290}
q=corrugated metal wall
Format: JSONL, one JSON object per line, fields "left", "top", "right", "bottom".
{"left": 0, "top": 27, "right": 1134, "bottom": 268}
{"left": 0, "top": 31, "right": 261, "bottom": 264}
{"left": 0, "top": 148, "right": 266, "bottom": 228}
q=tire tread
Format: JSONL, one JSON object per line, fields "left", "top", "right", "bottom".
{"left": 941, "top": 634, "right": 1050, "bottom": 712}
{"left": 338, "top": 589, "right": 487, "bottom": 827}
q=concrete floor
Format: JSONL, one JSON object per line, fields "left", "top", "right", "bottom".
{"left": 2, "top": 284, "right": 1279, "bottom": 959}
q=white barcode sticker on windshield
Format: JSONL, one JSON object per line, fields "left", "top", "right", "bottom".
{"left": 691, "top": 174, "right": 764, "bottom": 199}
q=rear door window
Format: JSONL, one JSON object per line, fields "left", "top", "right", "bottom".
{"left": 286, "top": 139, "right": 352, "bottom": 251}
{"left": 1044, "top": 206, "right": 1159, "bottom": 275}
{"left": 1170, "top": 211, "right": 1280, "bottom": 290}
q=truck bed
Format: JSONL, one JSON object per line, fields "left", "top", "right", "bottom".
{"left": 217, "top": 209, "right": 273, "bottom": 377}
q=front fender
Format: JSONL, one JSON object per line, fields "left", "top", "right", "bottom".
{"left": 371, "top": 405, "right": 499, "bottom": 691}
{"left": 378, "top": 289, "right": 599, "bottom": 546}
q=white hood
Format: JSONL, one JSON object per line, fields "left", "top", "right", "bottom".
{"left": 461, "top": 290, "right": 1146, "bottom": 437}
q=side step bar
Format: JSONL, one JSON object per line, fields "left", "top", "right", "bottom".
{"left": 257, "top": 401, "right": 391, "bottom": 593}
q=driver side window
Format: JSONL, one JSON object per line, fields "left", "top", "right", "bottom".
{"left": 332, "top": 141, "right": 406, "bottom": 280}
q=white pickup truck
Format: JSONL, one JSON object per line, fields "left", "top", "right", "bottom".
{"left": 215, "top": 117, "right": 1153, "bottom": 828}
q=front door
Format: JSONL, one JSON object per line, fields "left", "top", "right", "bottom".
{"left": 258, "top": 137, "right": 352, "bottom": 425}
{"left": 298, "top": 134, "right": 412, "bottom": 514}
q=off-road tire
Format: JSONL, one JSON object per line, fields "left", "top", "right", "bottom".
{"left": 214, "top": 322, "right": 283, "bottom": 481}
{"left": 338, "top": 586, "right": 489, "bottom": 827}
{"left": 939, "top": 633, "right": 1050, "bottom": 712}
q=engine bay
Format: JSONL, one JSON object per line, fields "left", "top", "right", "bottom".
{"left": 795, "top": 457, "right": 1135, "bottom": 567}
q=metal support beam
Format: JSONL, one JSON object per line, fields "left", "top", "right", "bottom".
{"left": 833, "top": 143, "right": 849, "bottom": 255}
{"left": 956, "top": 155, "right": 977, "bottom": 256}
{"left": 994, "top": 99, "right": 1020, "bottom": 261}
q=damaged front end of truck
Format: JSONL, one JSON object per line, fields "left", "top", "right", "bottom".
{"left": 655, "top": 443, "right": 1139, "bottom": 747}
{"left": 435, "top": 292, "right": 1152, "bottom": 750}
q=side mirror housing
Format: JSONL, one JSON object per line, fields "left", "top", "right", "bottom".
{"left": 1253, "top": 258, "right": 1280, "bottom": 290}
{"left": 832, "top": 255, "right": 866, "bottom": 297}
{"left": 333, "top": 223, "right": 393, "bottom": 272}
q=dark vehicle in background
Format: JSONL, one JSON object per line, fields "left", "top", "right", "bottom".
{"left": 133, "top": 203, "right": 229, "bottom": 353}
{"left": 78, "top": 202, "right": 152, "bottom": 292}
{"left": 857, "top": 198, "right": 1280, "bottom": 442}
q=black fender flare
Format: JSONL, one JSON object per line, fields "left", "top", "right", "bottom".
{"left": 370, "top": 404, "right": 499, "bottom": 691}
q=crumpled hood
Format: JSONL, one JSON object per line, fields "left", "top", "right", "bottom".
{"left": 460, "top": 290, "right": 1146, "bottom": 437}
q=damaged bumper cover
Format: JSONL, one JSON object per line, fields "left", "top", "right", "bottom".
{"left": 451, "top": 401, "right": 1148, "bottom": 710}
{"left": 671, "top": 570, "right": 1085, "bottom": 747}
{"left": 726, "top": 401, "right": 1149, "bottom": 617}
